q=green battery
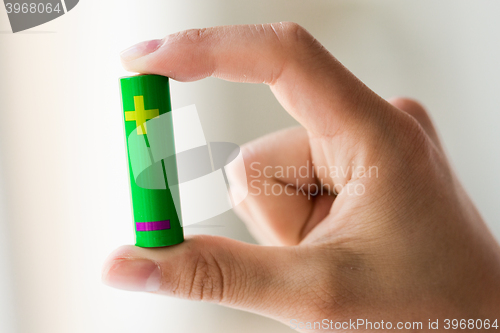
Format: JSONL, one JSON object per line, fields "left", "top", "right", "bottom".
{"left": 120, "top": 74, "right": 184, "bottom": 247}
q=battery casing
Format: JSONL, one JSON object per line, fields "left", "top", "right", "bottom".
{"left": 120, "top": 74, "right": 184, "bottom": 247}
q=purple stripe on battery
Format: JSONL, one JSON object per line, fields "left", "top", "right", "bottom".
{"left": 136, "top": 220, "right": 171, "bottom": 231}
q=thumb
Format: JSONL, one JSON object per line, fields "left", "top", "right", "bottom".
{"left": 102, "top": 235, "right": 307, "bottom": 317}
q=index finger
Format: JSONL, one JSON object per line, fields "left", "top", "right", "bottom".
{"left": 120, "top": 22, "right": 395, "bottom": 136}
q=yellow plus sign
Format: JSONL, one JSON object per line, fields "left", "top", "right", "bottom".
{"left": 125, "top": 96, "right": 159, "bottom": 135}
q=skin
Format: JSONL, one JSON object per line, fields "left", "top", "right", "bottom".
{"left": 103, "top": 23, "right": 500, "bottom": 331}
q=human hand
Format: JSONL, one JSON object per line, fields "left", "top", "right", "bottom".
{"left": 103, "top": 23, "right": 500, "bottom": 331}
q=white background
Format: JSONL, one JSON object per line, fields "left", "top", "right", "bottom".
{"left": 0, "top": 1, "right": 499, "bottom": 332}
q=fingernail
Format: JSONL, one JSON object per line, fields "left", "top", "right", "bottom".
{"left": 102, "top": 259, "right": 162, "bottom": 292}
{"left": 120, "top": 39, "right": 163, "bottom": 62}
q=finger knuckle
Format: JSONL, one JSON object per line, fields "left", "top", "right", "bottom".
{"left": 225, "top": 146, "right": 251, "bottom": 185}
{"left": 275, "top": 22, "right": 326, "bottom": 62}
{"left": 175, "top": 28, "right": 209, "bottom": 44}
{"left": 279, "top": 22, "right": 314, "bottom": 46}
{"left": 186, "top": 250, "right": 226, "bottom": 303}
{"left": 392, "top": 97, "right": 433, "bottom": 127}
{"left": 402, "top": 111, "right": 432, "bottom": 144}
{"left": 393, "top": 97, "right": 426, "bottom": 112}
{"left": 240, "top": 144, "right": 259, "bottom": 171}
{"left": 278, "top": 21, "right": 301, "bottom": 33}
{"left": 391, "top": 114, "right": 436, "bottom": 167}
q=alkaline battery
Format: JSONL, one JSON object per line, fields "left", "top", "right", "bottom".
{"left": 120, "top": 74, "right": 184, "bottom": 247}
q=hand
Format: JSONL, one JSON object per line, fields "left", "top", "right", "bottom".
{"left": 103, "top": 23, "right": 500, "bottom": 330}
